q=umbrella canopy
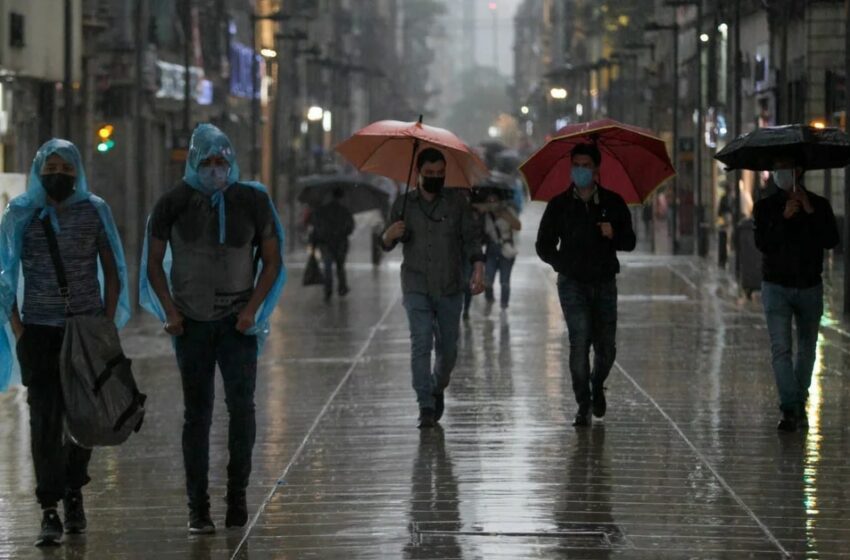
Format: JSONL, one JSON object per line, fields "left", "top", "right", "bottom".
{"left": 714, "top": 124, "right": 850, "bottom": 170}
{"left": 335, "top": 119, "right": 488, "bottom": 188}
{"left": 297, "top": 174, "right": 396, "bottom": 215}
{"left": 520, "top": 118, "right": 676, "bottom": 204}
{"left": 474, "top": 171, "right": 515, "bottom": 201}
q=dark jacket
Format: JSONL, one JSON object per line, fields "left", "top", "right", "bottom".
{"left": 753, "top": 188, "right": 839, "bottom": 288}
{"left": 536, "top": 184, "right": 636, "bottom": 283}
{"left": 310, "top": 200, "right": 354, "bottom": 251}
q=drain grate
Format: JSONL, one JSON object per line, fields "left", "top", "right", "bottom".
{"left": 410, "top": 522, "right": 623, "bottom": 547}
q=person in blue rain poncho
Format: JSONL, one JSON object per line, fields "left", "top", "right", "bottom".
{"left": 0, "top": 139, "right": 130, "bottom": 546}
{"left": 140, "top": 124, "right": 285, "bottom": 535}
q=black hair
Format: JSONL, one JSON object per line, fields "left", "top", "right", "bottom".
{"left": 571, "top": 143, "right": 601, "bottom": 167}
{"left": 416, "top": 147, "right": 446, "bottom": 169}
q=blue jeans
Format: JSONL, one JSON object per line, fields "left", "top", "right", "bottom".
{"left": 761, "top": 281, "right": 823, "bottom": 413}
{"left": 557, "top": 276, "right": 618, "bottom": 409}
{"left": 485, "top": 242, "right": 516, "bottom": 308}
{"left": 175, "top": 315, "right": 258, "bottom": 509}
{"left": 402, "top": 292, "right": 464, "bottom": 410}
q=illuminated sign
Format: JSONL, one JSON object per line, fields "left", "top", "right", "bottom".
{"left": 156, "top": 60, "right": 213, "bottom": 105}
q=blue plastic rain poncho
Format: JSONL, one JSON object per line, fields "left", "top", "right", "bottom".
{"left": 0, "top": 139, "right": 131, "bottom": 391}
{"left": 138, "top": 124, "right": 286, "bottom": 351}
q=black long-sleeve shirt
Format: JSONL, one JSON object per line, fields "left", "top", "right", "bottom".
{"left": 536, "top": 185, "right": 636, "bottom": 283}
{"left": 753, "top": 188, "right": 839, "bottom": 288}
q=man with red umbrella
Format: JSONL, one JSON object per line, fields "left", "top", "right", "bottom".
{"left": 382, "top": 148, "right": 486, "bottom": 429}
{"left": 535, "top": 143, "right": 636, "bottom": 427}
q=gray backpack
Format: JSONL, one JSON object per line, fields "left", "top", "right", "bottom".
{"left": 41, "top": 218, "right": 146, "bottom": 448}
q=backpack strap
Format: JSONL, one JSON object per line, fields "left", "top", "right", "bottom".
{"left": 39, "top": 216, "right": 72, "bottom": 315}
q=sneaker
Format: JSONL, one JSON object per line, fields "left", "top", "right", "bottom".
{"left": 572, "top": 412, "right": 591, "bottom": 427}
{"left": 591, "top": 386, "right": 607, "bottom": 418}
{"left": 434, "top": 393, "right": 445, "bottom": 422}
{"left": 35, "top": 509, "right": 63, "bottom": 547}
{"left": 417, "top": 408, "right": 436, "bottom": 429}
{"left": 338, "top": 286, "right": 350, "bottom": 297}
{"left": 777, "top": 410, "right": 797, "bottom": 433}
{"left": 63, "top": 490, "right": 86, "bottom": 534}
{"left": 572, "top": 403, "right": 591, "bottom": 427}
{"left": 225, "top": 493, "right": 248, "bottom": 529}
{"left": 188, "top": 508, "right": 216, "bottom": 534}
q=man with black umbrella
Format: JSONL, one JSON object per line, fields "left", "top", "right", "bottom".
{"left": 754, "top": 162, "right": 839, "bottom": 432}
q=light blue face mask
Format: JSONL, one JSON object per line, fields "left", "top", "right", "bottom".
{"left": 571, "top": 166, "right": 594, "bottom": 189}
{"left": 198, "top": 164, "right": 230, "bottom": 193}
{"left": 772, "top": 169, "right": 795, "bottom": 191}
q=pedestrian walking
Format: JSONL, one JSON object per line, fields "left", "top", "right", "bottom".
{"left": 0, "top": 139, "right": 131, "bottom": 546}
{"left": 310, "top": 187, "right": 355, "bottom": 301}
{"left": 140, "top": 124, "right": 285, "bottom": 533}
{"left": 754, "top": 163, "right": 839, "bottom": 432}
{"left": 381, "top": 148, "right": 485, "bottom": 428}
{"left": 535, "top": 143, "right": 636, "bottom": 427}
{"left": 476, "top": 191, "right": 521, "bottom": 309}
{"left": 717, "top": 183, "right": 732, "bottom": 268}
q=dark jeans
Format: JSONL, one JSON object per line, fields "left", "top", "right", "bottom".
{"left": 761, "top": 281, "right": 823, "bottom": 413}
{"left": 17, "top": 324, "right": 92, "bottom": 509}
{"left": 402, "top": 292, "right": 464, "bottom": 410}
{"left": 557, "top": 276, "right": 618, "bottom": 409}
{"left": 175, "top": 315, "right": 258, "bottom": 510}
{"left": 321, "top": 245, "right": 349, "bottom": 297}
{"left": 484, "top": 242, "right": 516, "bottom": 308}
{"left": 462, "top": 259, "right": 473, "bottom": 314}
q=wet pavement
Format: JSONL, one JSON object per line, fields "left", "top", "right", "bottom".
{"left": 1, "top": 205, "right": 850, "bottom": 559}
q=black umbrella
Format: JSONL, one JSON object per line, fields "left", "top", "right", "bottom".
{"left": 714, "top": 124, "right": 850, "bottom": 170}
{"left": 297, "top": 174, "right": 396, "bottom": 215}
{"left": 473, "top": 171, "right": 515, "bottom": 202}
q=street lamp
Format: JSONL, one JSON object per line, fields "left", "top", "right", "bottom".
{"left": 307, "top": 106, "right": 324, "bottom": 121}
{"left": 645, "top": 19, "right": 680, "bottom": 254}
{"left": 549, "top": 87, "right": 568, "bottom": 100}
{"left": 520, "top": 105, "right": 530, "bottom": 115}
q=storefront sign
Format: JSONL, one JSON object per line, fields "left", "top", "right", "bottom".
{"left": 229, "top": 41, "right": 262, "bottom": 99}
{"left": 156, "top": 60, "right": 213, "bottom": 105}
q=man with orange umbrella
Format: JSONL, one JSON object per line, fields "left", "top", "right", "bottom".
{"left": 535, "top": 143, "right": 636, "bottom": 427}
{"left": 337, "top": 117, "right": 489, "bottom": 429}
{"left": 382, "top": 148, "right": 486, "bottom": 428}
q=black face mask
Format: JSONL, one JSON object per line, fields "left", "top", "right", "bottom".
{"left": 41, "top": 173, "right": 76, "bottom": 202}
{"left": 421, "top": 175, "right": 445, "bottom": 194}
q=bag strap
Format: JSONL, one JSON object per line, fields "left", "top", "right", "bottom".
{"left": 39, "top": 216, "right": 72, "bottom": 314}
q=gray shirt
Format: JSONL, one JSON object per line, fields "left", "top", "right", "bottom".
{"left": 150, "top": 182, "right": 275, "bottom": 321}
{"left": 384, "top": 189, "right": 483, "bottom": 298}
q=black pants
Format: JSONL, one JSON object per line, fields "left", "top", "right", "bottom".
{"left": 321, "top": 246, "right": 349, "bottom": 297}
{"left": 17, "top": 324, "right": 92, "bottom": 509}
{"left": 175, "top": 315, "right": 258, "bottom": 511}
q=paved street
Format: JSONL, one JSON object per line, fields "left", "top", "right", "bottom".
{"left": 1, "top": 205, "right": 849, "bottom": 559}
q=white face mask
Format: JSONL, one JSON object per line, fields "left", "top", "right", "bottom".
{"left": 772, "top": 169, "right": 795, "bottom": 191}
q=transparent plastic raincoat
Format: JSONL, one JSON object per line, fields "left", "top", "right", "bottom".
{"left": 138, "top": 124, "right": 286, "bottom": 351}
{"left": 0, "top": 139, "right": 131, "bottom": 391}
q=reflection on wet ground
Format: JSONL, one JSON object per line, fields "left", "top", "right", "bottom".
{"left": 1, "top": 205, "right": 849, "bottom": 559}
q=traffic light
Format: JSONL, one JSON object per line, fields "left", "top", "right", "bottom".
{"left": 96, "top": 124, "right": 115, "bottom": 153}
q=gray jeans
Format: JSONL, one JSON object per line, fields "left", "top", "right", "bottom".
{"left": 402, "top": 292, "right": 464, "bottom": 410}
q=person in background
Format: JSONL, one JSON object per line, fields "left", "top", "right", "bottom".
{"left": 476, "top": 190, "right": 521, "bottom": 310}
{"left": 310, "top": 187, "right": 355, "bottom": 302}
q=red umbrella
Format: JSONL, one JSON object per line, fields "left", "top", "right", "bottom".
{"left": 336, "top": 117, "right": 488, "bottom": 189}
{"left": 520, "top": 118, "right": 676, "bottom": 204}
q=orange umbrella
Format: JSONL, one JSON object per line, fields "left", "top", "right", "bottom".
{"left": 336, "top": 117, "right": 488, "bottom": 189}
